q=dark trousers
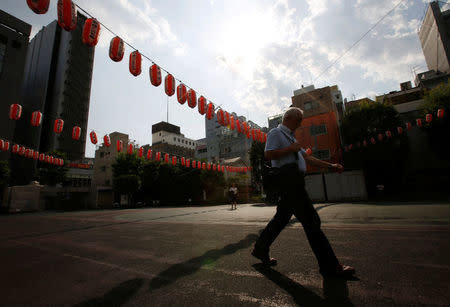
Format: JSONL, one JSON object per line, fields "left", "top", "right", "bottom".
{"left": 255, "top": 173, "right": 339, "bottom": 272}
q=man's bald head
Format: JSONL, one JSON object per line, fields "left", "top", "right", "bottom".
{"left": 282, "top": 107, "right": 304, "bottom": 131}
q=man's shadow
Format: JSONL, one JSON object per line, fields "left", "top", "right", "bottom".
{"left": 253, "top": 264, "right": 356, "bottom": 307}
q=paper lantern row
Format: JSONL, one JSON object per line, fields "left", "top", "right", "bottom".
{"left": 0, "top": 138, "right": 65, "bottom": 166}
{"left": 344, "top": 108, "right": 445, "bottom": 151}
{"left": 26, "top": 1, "right": 266, "bottom": 143}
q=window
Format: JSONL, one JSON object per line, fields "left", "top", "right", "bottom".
{"left": 105, "top": 180, "right": 110, "bottom": 186}
{"left": 159, "top": 133, "right": 161, "bottom": 136}
{"left": 310, "top": 124, "right": 327, "bottom": 136}
{"left": 313, "top": 149, "right": 330, "bottom": 160}
{"left": 101, "top": 166, "right": 106, "bottom": 172}
{"left": 100, "top": 152, "right": 104, "bottom": 158}
{"left": 173, "top": 137, "right": 176, "bottom": 141}
{"left": 304, "top": 100, "right": 319, "bottom": 110}
{"left": 0, "top": 36, "right": 7, "bottom": 76}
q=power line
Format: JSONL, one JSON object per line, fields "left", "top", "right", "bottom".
{"left": 313, "top": 0, "right": 407, "bottom": 83}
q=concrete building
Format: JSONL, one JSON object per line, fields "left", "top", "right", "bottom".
{"left": 204, "top": 112, "right": 258, "bottom": 164}
{"left": 344, "top": 97, "right": 376, "bottom": 111}
{"left": 291, "top": 85, "right": 344, "bottom": 172}
{"left": 18, "top": 14, "right": 95, "bottom": 160}
{"left": 418, "top": 1, "right": 450, "bottom": 73}
{"left": 151, "top": 121, "right": 198, "bottom": 158}
{"left": 0, "top": 10, "right": 31, "bottom": 163}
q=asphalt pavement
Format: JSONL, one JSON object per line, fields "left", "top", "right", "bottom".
{"left": 0, "top": 202, "right": 449, "bottom": 306}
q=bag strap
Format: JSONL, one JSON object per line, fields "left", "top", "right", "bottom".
{"left": 278, "top": 128, "right": 299, "bottom": 161}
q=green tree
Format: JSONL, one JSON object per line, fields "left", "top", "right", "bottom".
{"left": 341, "top": 102, "right": 409, "bottom": 198}
{"left": 421, "top": 82, "right": 450, "bottom": 161}
{"left": 0, "top": 160, "right": 10, "bottom": 205}
{"left": 112, "top": 152, "right": 143, "bottom": 204}
{"left": 37, "top": 150, "right": 68, "bottom": 186}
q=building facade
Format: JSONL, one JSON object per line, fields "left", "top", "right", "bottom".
{"left": 291, "top": 85, "right": 343, "bottom": 172}
{"left": 0, "top": 10, "right": 31, "bottom": 163}
{"left": 418, "top": 1, "right": 450, "bottom": 73}
{"left": 151, "top": 121, "right": 198, "bottom": 158}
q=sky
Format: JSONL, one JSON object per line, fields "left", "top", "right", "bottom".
{"left": 1, "top": 0, "right": 438, "bottom": 158}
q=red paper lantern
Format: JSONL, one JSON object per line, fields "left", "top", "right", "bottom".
{"left": 39, "top": 153, "right": 45, "bottom": 161}
{"left": 426, "top": 113, "right": 432, "bottom": 123}
{"left": 109, "top": 36, "right": 125, "bottom": 62}
{"left": 116, "top": 140, "right": 123, "bottom": 152}
{"left": 207, "top": 163, "right": 211, "bottom": 170}
{"left": 50, "top": 156, "right": 54, "bottom": 164}
{"left": 72, "top": 126, "right": 81, "bottom": 140}
{"left": 187, "top": 89, "right": 197, "bottom": 108}
{"left": 33, "top": 151, "right": 39, "bottom": 160}
{"left": 385, "top": 130, "right": 392, "bottom": 138}
{"left": 147, "top": 149, "right": 152, "bottom": 160}
{"left": 138, "top": 147, "right": 144, "bottom": 158}
{"left": 406, "top": 122, "right": 412, "bottom": 131}
{"left": 198, "top": 161, "right": 202, "bottom": 169}
{"left": 206, "top": 103, "right": 214, "bottom": 120}
{"left": 104, "top": 135, "right": 111, "bottom": 147}
{"left": 181, "top": 157, "right": 185, "bottom": 166}
{"left": 127, "top": 144, "right": 133, "bottom": 155}
{"left": 224, "top": 111, "right": 230, "bottom": 126}
{"left": 370, "top": 137, "right": 376, "bottom": 144}
{"left": 27, "top": 0, "right": 50, "bottom": 14}
{"left": 165, "top": 74, "right": 175, "bottom": 96}
{"left": 305, "top": 148, "right": 312, "bottom": 156}
{"left": 156, "top": 152, "right": 161, "bottom": 161}
{"left": 246, "top": 130, "right": 251, "bottom": 139}
{"left": 9, "top": 104, "right": 22, "bottom": 120}
{"left": 54, "top": 119, "right": 64, "bottom": 134}
{"left": 416, "top": 118, "right": 422, "bottom": 128}
{"left": 57, "top": 0, "right": 77, "bottom": 31}
{"left": 397, "top": 127, "right": 403, "bottom": 135}
{"left": 263, "top": 133, "right": 267, "bottom": 143}
{"left": 348, "top": 144, "right": 353, "bottom": 150}
{"left": 236, "top": 119, "right": 242, "bottom": 133}
{"left": 198, "top": 96, "right": 207, "bottom": 115}
{"left": 31, "top": 111, "right": 42, "bottom": 127}
{"left": 129, "top": 51, "right": 142, "bottom": 76}
{"left": 90, "top": 131, "right": 97, "bottom": 144}
{"left": 186, "top": 159, "right": 190, "bottom": 167}
{"left": 0, "top": 140, "right": 4, "bottom": 151}
{"left": 150, "top": 64, "right": 162, "bottom": 87}
{"left": 363, "top": 140, "right": 367, "bottom": 147}
{"left": 377, "top": 133, "right": 383, "bottom": 141}
{"left": 44, "top": 155, "right": 50, "bottom": 163}
{"left": 19, "top": 146, "right": 26, "bottom": 156}
{"left": 172, "top": 156, "right": 177, "bottom": 166}
{"left": 12, "top": 144, "right": 19, "bottom": 154}
{"left": 217, "top": 109, "right": 225, "bottom": 125}
{"left": 192, "top": 160, "right": 197, "bottom": 168}
{"left": 242, "top": 122, "right": 249, "bottom": 134}
{"left": 213, "top": 164, "right": 217, "bottom": 171}
{"left": 82, "top": 18, "right": 101, "bottom": 47}
{"left": 221, "top": 166, "right": 225, "bottom": 172}
{"left": 251, "top": 129, "right": 256, "bottom": 141}
{"left": 437, "top": 108, "right": 445, "bottom": 118}
{"left": 4, "top": 141, "right": 9, "bottom": 151}
{"left": 177, "top": 84, "right": 187, "bottom": 104}
{"left": 230, "top": 115, "right": 235, "bottom": 130}
{"left": 26, "top": 148, "right": 32, "bottom": 158}
{"left": 164, "top": 153, "right": 169, "bottom": 163}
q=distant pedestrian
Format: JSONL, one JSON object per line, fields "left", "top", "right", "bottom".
{"left": 251, "top": 107, "right": 355, "bottom": 278}
{"left": 229, "top": 184, "right": 238, "bottom": 210}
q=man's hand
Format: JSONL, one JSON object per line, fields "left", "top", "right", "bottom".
{"left": 330, "top": 163, "right": 344, "bottom": 173}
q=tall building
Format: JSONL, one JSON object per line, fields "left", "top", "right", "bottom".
{"left": 291, "top": 85, "right": 343, "bottom": 172}
{"left": 204, "top": 113, "right": 256, "bottom": 164}
{"left": 0, "top": 10, "right": 31, "bottom": 161}
{"left": 418, "top": 1, "right": 450, "bottom": 73}
{"left": 151, "top": 121, "right": 198, "bottom": 158}
{"left": 18, "top": 13, "right": 95, "bottom": 161}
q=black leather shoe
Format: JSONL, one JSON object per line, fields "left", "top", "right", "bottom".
{"left": 251, "top": 248, "right": 277, "bottom": 266}
{"left": 320, "top": 264, "right": 355, "bottom": 278}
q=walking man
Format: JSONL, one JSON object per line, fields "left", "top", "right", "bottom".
{"left": 252, "top": 107, "right": 355, "bottom": 277}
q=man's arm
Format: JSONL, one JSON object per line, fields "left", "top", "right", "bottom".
{"left": 304, "top": 155, "right": 344, "bottom": 173}
{"left": 264, "top": 142, "right": 303, "bottom": 160}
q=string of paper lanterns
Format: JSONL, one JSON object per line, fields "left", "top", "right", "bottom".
{"left": 343, "top": 108, "right": 445, "bottom": 151}
{"left": 26, "top": 0, "right": 267, "bottom": 144}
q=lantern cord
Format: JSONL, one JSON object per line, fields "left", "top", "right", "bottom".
{"left": 74, "top": 3, "right": 221, "bottom": 113}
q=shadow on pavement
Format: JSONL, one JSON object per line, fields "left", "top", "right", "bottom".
{"left": 148, "top": 233, "right": 260, "bottom": 292}
{"left": 74, "top": 278, "right": 144, "bottom": 307}
{"left": 253, "top": 264, "right": 355, "bottom": 307}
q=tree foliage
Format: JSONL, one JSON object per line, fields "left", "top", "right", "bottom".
{"left": 421, "top": 82, "right": 450, "bottom": 161}
{"left": 0, "top": 161, "right": 10, "bottom": 189}
{"left": 37, "top": 150, "right": 68, "bottom": 186}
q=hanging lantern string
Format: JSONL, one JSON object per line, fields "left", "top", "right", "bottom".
{"left": 74, "top": 3, "right": 225, "bottom": 113}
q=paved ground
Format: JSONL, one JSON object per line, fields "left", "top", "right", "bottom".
{"left": 0, "top": 202, "right": 449, "bottom": 306}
